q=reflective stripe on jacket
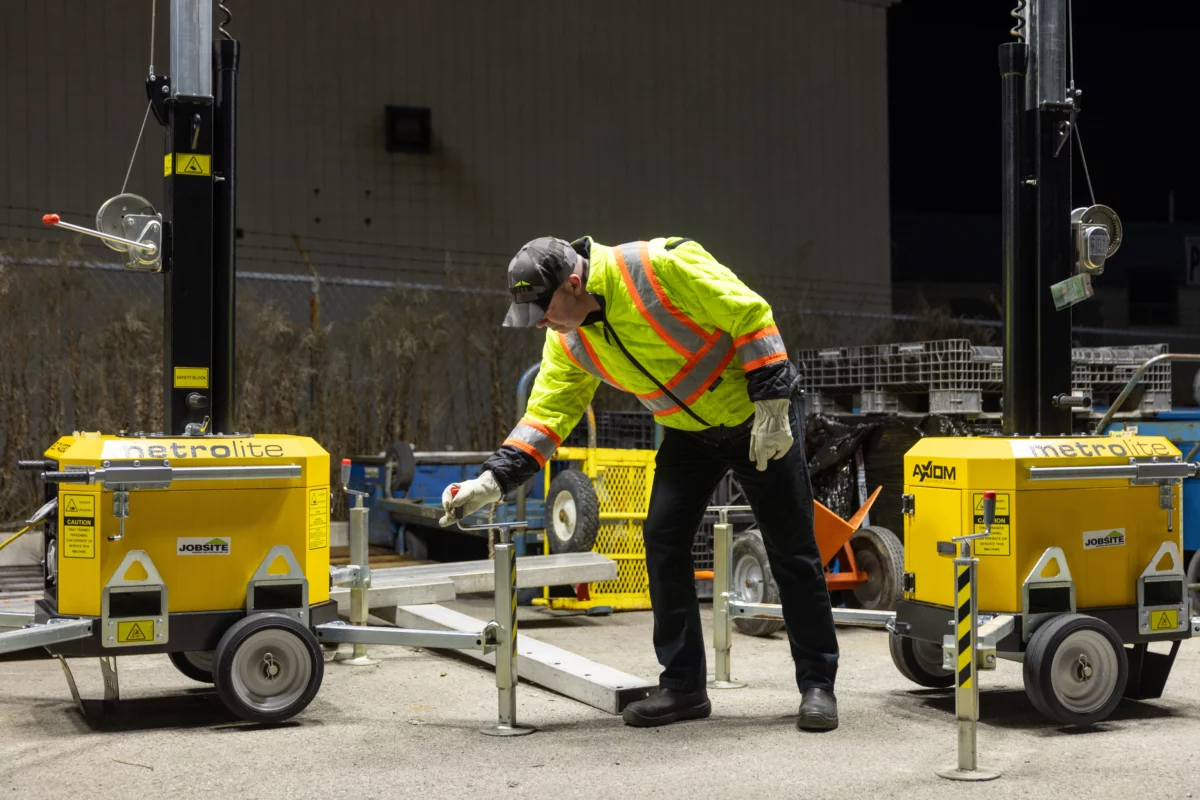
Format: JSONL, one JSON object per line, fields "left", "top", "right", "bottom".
{"left": 484, "top": 237, "right": 794, "bottom": 491}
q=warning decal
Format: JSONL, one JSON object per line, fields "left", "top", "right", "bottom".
{"left": 62, "top": 494, "right": 96, "bottom": 559}
{"left": 116, "top": 620, "right": 154, "bottom": 644}
{"left": 173, "top": 366, "right": 209, "bottom": 389}
{"left": 164, "top": 153, "right": 172, "bottom": 176}
{"left": 308, "top": 488, "right": 329, "bottom": 550}
{"left": 1152, "top": 609, "right": 1179, "bottom": 632}
{"left": 971, "top": 493, "right": 1011, "bottom": 556}
{"left": 172, "top": 153, "right": 212, "bottom": 177}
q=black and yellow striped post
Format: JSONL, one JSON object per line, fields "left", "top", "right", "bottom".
{"left": 938, "top": 491, "right": 1000, "bottom": 781}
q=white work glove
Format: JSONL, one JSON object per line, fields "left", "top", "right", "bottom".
{"left": 439, "top": 471, "right": 502, "bottom": 527}
{"left": 748, "top": 398, "right": 794, "bottom": 471}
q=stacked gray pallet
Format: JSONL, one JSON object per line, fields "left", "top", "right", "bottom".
{"left": 796, "top": 340, "right": 1170, "bottom": 416}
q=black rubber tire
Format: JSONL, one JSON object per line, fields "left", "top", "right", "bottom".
{"left": 545, "top": 470, "right": 601, "bottom": 554}
{"left": 213, "top": 613, "right": 324, "bottom": 723}
{"left": 386, "top": 441, "right": 416, "bottom": 495}
{"left": 731, "top": 532, "right": 786, "bottom": 637}
{"left": 842, "top": 526, "right": 905, "bottom": 611}
{"left": 888, "top": 632, "right": 954, "bottom": 688}
{"left": 1187, "top": 550, "right": 1200, "bottom": 620}
{"left": 168, "top": 650, "right": 215, "bottom": 683}
{"left": 1023, "top": 613, "right": 1128, "bottom": 726}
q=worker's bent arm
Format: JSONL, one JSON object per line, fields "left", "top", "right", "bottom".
{"left": 481, "top": 333, "right": 600, "bottom": 494}
{"left": 655, "top": 239, "right": 797, "bottom": 400}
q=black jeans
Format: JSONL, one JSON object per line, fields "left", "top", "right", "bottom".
{"left": 643, "top": 397, "right": 839, "bottom": 694}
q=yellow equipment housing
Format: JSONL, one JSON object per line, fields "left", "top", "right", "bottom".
{"left": 44, "top": 432, "right": 330, "bottom": 619}
{"left": 902, "top": 434, "right": 1182, "bottom": 617}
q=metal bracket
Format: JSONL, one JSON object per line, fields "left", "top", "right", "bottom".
{"left": 901, "top": 493, "right": 915, "bottom": 515}
{"left": 1021, "top": 547, "right": 1075, "bottom": 642}
{"left": 101, "top": 550, "right": 168, "bottom": 648}
{"left": 247, "top": 545, "right": 310, "bottom": 627}
{"left": 100, "top": 656, "right": 119, "bottom": 702}
{"left": 1137, "top": 541, "right": 1188, "bottom": 636}
{"left": 26, "top": 497, "right": 58, "bottom": 526}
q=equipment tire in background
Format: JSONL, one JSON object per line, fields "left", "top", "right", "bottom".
{"left": 168, "top": 650, "right": 216, "bottom": 683}
{"left": 213, "top": 612, "right": 324, "bottom": 723}
{"left": 1022, "top": 613, "right": 1128, "bottom": 726}
{"left": 888, "top": 631, "right": 954, "bottom": 688}
{"left": 546, "top": 469, "right": 600, "bottom": 554}
{"left": 731, "top": 532, "right": 786, "bottom": 637}
{"left": 842, "top": 526, "right": 905, "bottom": 611}
{"left": 386, "top": 441, "right": 417, "bottom": 495}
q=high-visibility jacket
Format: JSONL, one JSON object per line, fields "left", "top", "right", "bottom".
{"left": 483, "top": 236, "right": 796, "bottom": 492}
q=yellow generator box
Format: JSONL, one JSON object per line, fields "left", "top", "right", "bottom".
{"left": 45, "top": 433, "right": 330, "bottom": 616}
{"left": 903, "top": 435, "right": 1182, "bottom": 613}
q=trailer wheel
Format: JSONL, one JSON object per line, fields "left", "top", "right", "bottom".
{"left": 1023, "top": 613, "right": 1127, "bottom": 726}
{"left": 214, "top": 613, "right": 324, "bottom": 723}
{"left": 731, "top": 532, "right": 786, "bottom": 637}
{"left": 168, "top": 650, "right": 215, "bottom": 683}
{"left": 1187, "top": 550, "right": 1200, "bottom": 619}
{"left": 889, "top": 632, "right": 953, "bottom": 688}
{"left": 546, "top": 470, "right": 600, "bottom": 554}
{"left": 842, "top": 526, "right": 905, "bottom": 611}
{"left": 386, "top": 441, "right": 416, "bottom": 494}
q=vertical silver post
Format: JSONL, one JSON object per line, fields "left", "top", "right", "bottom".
{"left": 170, "top": 0, "right": 213, "bottom": 97}
{"left": 709, "top": 517, "right": 745, "bottom": 689}
{"left": 481, "top": 528, "right": 534, "bottom": 736}
{"left": 338, "top": 495, "right": 378, "bottom": 666}
{"left": 938, "top": 540, "right": 999, "bottom": 781}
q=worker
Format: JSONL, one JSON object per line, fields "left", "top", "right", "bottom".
{"left": 440, "top": 236, "right": 839, "bottom": 731}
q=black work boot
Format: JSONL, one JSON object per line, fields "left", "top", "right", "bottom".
{"left": 622, "top": 688, "right": 712, "bottom": 728}
{"left": 797, "top": 687, "right": 838, "bottom": 731}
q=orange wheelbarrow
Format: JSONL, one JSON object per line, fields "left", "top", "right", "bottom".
{"left": 696, "top": 486, "right": 903, "bottom": 636}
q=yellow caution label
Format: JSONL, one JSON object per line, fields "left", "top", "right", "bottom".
{"left": 116, "top": 620, "right": 154, "bottom": 644}
{"left": 62, "top": 493, "right": 96, "bottom": 559}
{"left": 308, "top": 488, "right": 329, "bottom": 550}
{"left": 172, "top": 153, "right": 211, "bottom": 177}
{"left": 972, "top": 493, "right": 1011, "bottom": 556}
{"left": 164, "top": 153, "right": 173, "bottom": 176}
{"left": 1152, "top": 609, "right": 1179, "bottom": 632}
{"left": 173, "top": 366, "right": 209, "bottom": 389}
{"left": 48, "top": 436, "right": 74, "bottom": 456}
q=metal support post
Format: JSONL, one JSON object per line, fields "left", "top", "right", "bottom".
{"left": 336, "top": 493, "right": 378, "bottom": 667}
{"left": 709, "top": 519, "right": 745, "bottom": 689}
{"left": 939, "top": 492, "right": 1000, "bottom": 782}
{"left": 481, "top": 524, "right": 535, "bottom": 736}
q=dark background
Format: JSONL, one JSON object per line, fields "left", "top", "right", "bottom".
{"left": 888, "top": 1, "right": 1200, "bottom": 291}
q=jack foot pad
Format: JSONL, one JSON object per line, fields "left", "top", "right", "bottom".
{"left": 708, "top": 679, "right": 747, "bottom": 690}
{"left": 480, "top": 723, "right": 536, "bottom": 737}
{"left": 936, "top": 767, "right": 1000, "bottom": 782}
{"left": 334, "top": 655, "right": 381, "bottom": 667}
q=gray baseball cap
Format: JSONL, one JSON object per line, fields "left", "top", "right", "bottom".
{"left": 502, "top": 237, "right": 582, "bottom": 328}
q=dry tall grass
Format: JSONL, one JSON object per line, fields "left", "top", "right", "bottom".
{"left": 1, "top": 242, "right": 977, "bottom": 523}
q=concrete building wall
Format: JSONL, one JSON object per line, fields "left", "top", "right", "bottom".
{"left": 1, "top": 0, "right": 892, "bottom": 312}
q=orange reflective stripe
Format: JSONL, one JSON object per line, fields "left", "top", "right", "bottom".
{"left": 559, "top": 331, "right": 678, "bottom": 415}
{"left": 504, "top": 436, "right": 547, "bottom": 467}
{"left": 639, "top": 242, "right": 711, "bottom": 342}
{"left": 614, "top": 246, "right": 694, "bottom": 359}
{"left": 733, "top": 325, "right": 780, "bottom": 348}
{"left": 684, "top": 347, "right": 736, "bottom": 405}
{"left": 666, "top": 333, "right": 721, "bottom": 391}
{"left": 576, "top": 329, "right": 627, "bottom": 389}
{"left": 735, "top": 324, "right": 786, "bottom": 370}
{"left": 519, "top": 417, "right": 562, "bottom": 447}
{"left": 743, "top": 351, "right": 790, "bottom": 371}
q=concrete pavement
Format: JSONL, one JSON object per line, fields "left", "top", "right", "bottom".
{"left": 0, "top": 597, "right": 1197, "bottom": 799}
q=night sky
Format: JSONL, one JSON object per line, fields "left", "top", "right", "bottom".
{"left": 888, "top": 1, "right": 1200, "bottom": 224}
